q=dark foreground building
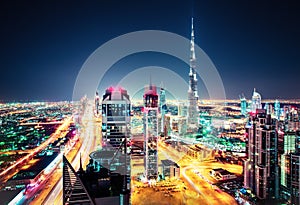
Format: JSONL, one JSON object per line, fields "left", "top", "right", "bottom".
{"left": 62, "top": 155, "right": 130, "bottom": 205}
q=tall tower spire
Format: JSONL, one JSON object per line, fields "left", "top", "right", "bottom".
{"left": 187, "top": 17, "right": 199, "bottom": 131}
{"left": 189, "top": 17, "right": 198, "bottom": 97}
{"left": 189, "top": 17, "right": 195, "bottom": 76}
{"left": 190, "top": 17, "right": 196, "bottom": 62}
{"left": 149, "top": 74, "right": 152, "bottom": 90}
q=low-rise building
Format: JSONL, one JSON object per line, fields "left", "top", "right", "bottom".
{"left": 210, "top": 168, "right": 236, "bottom": 181}
{"left": 161, "top": 159, "right": 180, "bottom": 179}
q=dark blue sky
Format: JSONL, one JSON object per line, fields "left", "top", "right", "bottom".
{"left": 0, "top": 0, "right": 300, "bottom": 101}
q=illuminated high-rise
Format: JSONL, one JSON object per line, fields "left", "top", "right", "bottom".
{"left": 101, "top": 86, "right": 131, "bottom": 199}
{"left": 285, "top": 108, "right": 300, "bottom": 132}
{"left": 251, "top": 88, "right": 262, "bottom": 112}
{"left": 64, "top": 87, "right": 133, "bottom": 205}
{"left": 240, "top": 94, "right": 247, "bottom": 116}
{"left": 187, "top": 17, "right": 199, "bottom": 129}
{"left": 274, "top": 99, "right": 281, "bottom": 120}
{"left": 244, "top": 109, "right": 279, "bottom": 200}
{"left": 159, "top": 85, "right": 167, "bottom": 133}
{"left": 143, "top": 83, "right": 158, "bottom": 180}
{"left": 264, "top": 102, "right": 270, "bottom": 114}
{"left": 95, "top": 91, "right": 100, "bottom": 115}
{"left": 280, "top": 130, "right": 300, "bottom": 204}
{"left": 288, "top": 153, "right": 300, "bottom": 204}
{"left": 101, "top": 86, "right": 131, "bottom": 149}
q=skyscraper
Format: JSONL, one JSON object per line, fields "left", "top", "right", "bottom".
{"left": 187, "top": 17, "right": 199, "bottom": 129}
{"left": 240, "top": 94, "right": 247, "bottom": 116}
{"left": 244, "top": 109, "right": 279, "bottom": 200}
{"left": 280, "top": 130, "right": 300, "bottom": 204}
{"left": 251, "top": 88, "right": 262, "bottom": 112}
{"left": 286, "top": 108, "right": 300, "bottom": 131}
{"left": 288, "top": 153, "right": 300, "bottom": 204}
{"left": 159, "top": 84, "right": 167, "bottom": 133}
{"left": 264, "top": 102, "right": 270, "bottom": 115}
{"left": 102, "top": 87, "right": 131, "bottom": 149}
{"left": 101, "top": 86, "right": 131, "bottom": 194}
{"left": 95, "top": 91, "right": 100, "bottom": 115}
{"left": 143, "top": 83, "right": 158, "bottom": 181}
{"left": 274, "top": 100, "right": 281, "bottom": 120}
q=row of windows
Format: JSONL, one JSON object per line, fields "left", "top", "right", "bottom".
{"left": 102, "top": 104, "right": 130, "bottom": 117}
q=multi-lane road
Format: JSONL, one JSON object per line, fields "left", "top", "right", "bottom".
{"left": 27, "top": 102, "right": 100, "bottom": 205}
{"left": 0, "top": 117, "right": 72, "bottom": 189}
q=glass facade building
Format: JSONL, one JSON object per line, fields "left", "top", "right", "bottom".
{"left": 143, "top": 84, "right": 159, "bottom": 180}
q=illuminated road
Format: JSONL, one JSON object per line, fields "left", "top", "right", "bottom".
{"left": 130, "top": 140, "right": 209, "bottom": 205}
{"left": 19, "top": 121, "right": 63, "bottom": 126}
{"left": 158, "top": 143, "right": 209, "bottom": 204}
{"left": 0, "top": 150, "right": 32, "bottom": 155}
{"left": 28, "top": 104, "right": 237, "bottom": 205}
{"left": 28, "top": 137, "right": 82, "bottom": 205}
{"left": 183, "top": 167, "right": 238, "bottom": 205}
{"left": 0, "top": 117, "right": 72, "bottom": 185}
{"left": 41, "top": 101, "right": 100, "bottom": 205}
{"left": 159, "top": 141, "right": 239, "bottom": 205}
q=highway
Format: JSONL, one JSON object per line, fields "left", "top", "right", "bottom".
{"left": 27, "top": 137, "right": 82, "bottom": 205}
{"left": 40, "top": 101, "right": 99, "bottom": 205}
{"left": 19, "top": 121, "right": 63, "bottom": 126}
{"left": 0, "top": 117, "right": 72, "bottom": 187}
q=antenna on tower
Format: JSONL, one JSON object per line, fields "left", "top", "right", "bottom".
{"left": 160, "top": 81, "right": 164, "bottom": 89}
{"left": 149, "top": 74, "right": 153, "bottom": 90}
{"left": 78, "top": 152, "right": 84, "bottom": 174}
{"left": 190, "top": 17, "right": 195, "bottom": 60}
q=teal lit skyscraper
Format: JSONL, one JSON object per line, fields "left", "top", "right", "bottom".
{"left": 280, "top": 131, "right": 300, "bottom": 204}
{"left": 240, "top": 94, "right": 247, "bottom": 116}
{"left": 274, "top": 99, "right": 280, "bottom": 120}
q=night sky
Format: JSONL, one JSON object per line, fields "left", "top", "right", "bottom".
{"left": 1, "top": 0, "right": 300, "bottom": 101}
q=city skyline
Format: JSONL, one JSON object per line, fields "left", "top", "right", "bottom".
{"left": 1, "top": 0, "right": 300, "bottom": 101}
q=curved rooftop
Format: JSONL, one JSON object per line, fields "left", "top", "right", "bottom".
{"left": 252, "top": 88, "right": 261, "bottom": 99}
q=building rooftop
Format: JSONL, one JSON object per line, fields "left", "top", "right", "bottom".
{"left": 218, "top": 169, "right": 232, "bottom": 176}
{"left": 212, "top": 168, "right": 224, "bottom": 172}
{"left": 161, "top": 159, "right": 179, "bottom": 168}
{"left": 102, "top": 86, "right": 129, "bottom": 101}
{"left": 89, "top": 150, "right": 116, "bottom": 160}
